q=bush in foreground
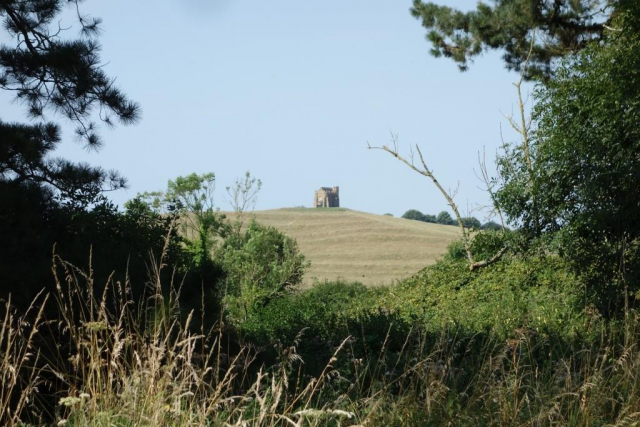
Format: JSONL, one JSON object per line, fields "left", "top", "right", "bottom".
{"left": 3, "top": 250, "right": 640, "bottom": 426}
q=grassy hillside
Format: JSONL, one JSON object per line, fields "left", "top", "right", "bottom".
{"left": 231, "top": 207, "right": 461, "bottom": 287}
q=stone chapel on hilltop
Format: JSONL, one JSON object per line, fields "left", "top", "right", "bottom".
{"left": 314, "top": 186, "right": 339, "bottom": 208}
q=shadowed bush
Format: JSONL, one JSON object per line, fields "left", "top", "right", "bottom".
{"left": 2, "top": 249, "right": 640, "bottom": 426}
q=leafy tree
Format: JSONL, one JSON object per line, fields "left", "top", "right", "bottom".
{"left": 218, "top": 221, "right": 308, "bottom": 325}
{"left": 402, "top": 209, "right": 427, "bottom": 221}
{"left": 497, "top": 4, "right": 640, "bottom": 312}
{"left": 402, "top": 209, "right": 439, "bottom": 223}
{"left": 436, "top": 211, "right": 454, "bottom": 225}
{"left": 136, "top": 173, "right": 231, "bottom": 269}
{"left": 410, "top": 0, "right": 616, "bottom": 80}
{"left": 481, "top": 221, "right": 503, "bottom": 231}
{"left": 423, "top": 213, "right": 437, "bottom": 223}
{"left": 461, "top": 216, "right": 482, "bottom": 229}
{"left": 226, "top": 171, "right": 262, "bottom": 214}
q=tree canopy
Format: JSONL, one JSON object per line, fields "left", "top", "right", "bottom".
{"left": 481, "top": 221, "right": 503, "bottom": 231}
{"left": 496, "top": 3, "right": 640, "bottom": 311}
{"left": 410, "top": 0, "right": 616, "bottom": 80}
{"left": 0, "top": 1, "right": 146, "bottom": 308}
{"left": 436, "top": 211, "right": 455, "bottom": 225}
{"left": 0, "top": 0, "right": 140, "bottom": 206}
{"left": 461, "top": 217, "right": 482, "bottom": 229}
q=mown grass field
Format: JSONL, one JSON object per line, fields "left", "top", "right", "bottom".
{"left": 230, "top": 207, "right": 461, "bottom": 287}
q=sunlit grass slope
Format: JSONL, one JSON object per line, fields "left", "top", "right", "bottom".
{"left": 234, "top": 207, "right": 460, "bottom": 287}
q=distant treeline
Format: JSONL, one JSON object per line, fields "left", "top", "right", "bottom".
{"left": 401, "top": 209, "right": 502, "bottom": 230}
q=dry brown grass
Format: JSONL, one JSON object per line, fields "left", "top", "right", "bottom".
{"left": 226, "top": 208, "right": 460, "bottom": 287}
{"left": 3, "top": 234, "right": 640, "bottom": 426}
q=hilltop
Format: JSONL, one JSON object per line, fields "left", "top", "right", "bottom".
{"left": 231, "top": 207, "right": 461, "bottom": 287}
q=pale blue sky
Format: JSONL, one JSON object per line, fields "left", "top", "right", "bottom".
{"left": 0, "top": 0, "right": 532, "bottom": 219}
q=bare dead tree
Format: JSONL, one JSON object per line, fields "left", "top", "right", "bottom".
{"left": 368, "top": 133, "right": 506, "bottom": 271}
{"left": 368, "top": 35, "right": 540, "bottom": 271}
{"left": 502, "top": 33, "right": 539, "bottom": 233}
{"left": 475, "top": 147, "right": 506, "bottom": 230}
{"left": 225, "top": 171, "right": 262, "bottom": 229}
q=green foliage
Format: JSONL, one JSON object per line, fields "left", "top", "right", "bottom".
{"left": 0, "top": 186, "right": 184, "bottom": 311}
{"left": 128, "top": 172, "right": 279, "bottom": 328}
{"left": 423, "top": 213, "right": 437, "bottom": 223}
{"left": 170, "top": 173, "right": 230, "bottom": 268}
{"left": 392, "top": 256, "right": 586, "bottom": 339}
{"left": 5, "top": 3, "right": 640, "bottom": 424}
{"left": 410, "top": 0, "right": 613, "bottom": 80}
{"left": 0, "top": 2, "right": 140, "bottom": 147}
{"left": 225, "top": 171, "right": 262, "bottom": 214}
{"left": 402, "top": 209, "right": 425, "bottom": 221}
{"left": 0, "top": 1, "right": 146, "bottom": 309}
{"left": 0, "top": 2, "right": 139, "bottom": 205}
{"left": 402, "top": 209, "right": 437, "bottom": 223}
{"left": 218, "top": 221, "right": 308, "bottom": 327}
{"left": 497, "top": 5, "right": 640, "bottom": 313}
{"left": 469, "top": 229, "right": 512, "bottom": 261}
{"left": 481, "top": 220, "right": 503, "bottom": 231}
{"left": 436, "top": 210, "right": 455, "bottom": 225}
{"left": 239, "top": 281, "right": 371, "bottom": 343}
{"left": 445, "top": 229, "right": 513, "bottom": 264}
{"left": 134, "top": 172, "right": 231, "bottom": 270}
{"left": 241, "top": 252, "right": 590, "bottom": 358}
{"left": 443, "top": 239, "right": 467, "bottom": 262}
{"left": 3, "top": 255, "right": 634, "bottom": 427}
{"left": 461, "top": 216, "right": 481, "bottom": 229}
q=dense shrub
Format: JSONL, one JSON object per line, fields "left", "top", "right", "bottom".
{"left": 444, "top": 230, "right": 512, "bottom": 263}
{"left": 402, "top": 209, "right": 427, "bottom": 221}
{"left": 238, "top": 251, "right": 591, "bottom": 358}
{"left": 437, "top": 211, "right": 456, "bottom": 225}
{"left": 1, "top": 255, "right": 634, "bottom": 427}
{"left": 217, "top": 220, "right": 308, "bottom": 326}
{"left": 481, "top": 220, "right": 503, "bottom": 231}
{"left": 0, "top": 183, "right": 186, "bottom": 311}
{"left": 461, "top": 216, "right": 481, "bottom": 229}
{"left": 443, "top": 239, "right": 467, "bottom": 262}
{"left": 495, "top": 6, "right": 640, "bottom": 315}
{"left": 402, "top": 209, "right": 436, "bottom": 223}
{"left": 424, "top": 213, "right": 437, "bottom": 223}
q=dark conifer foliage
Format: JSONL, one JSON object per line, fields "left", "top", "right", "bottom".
{"left": 0, "top": 0, "right": 139, "bottom": 202}
{"left": 0, "top": 120, "right": 126, "bottom": 208}
{"left": 410, "top": 0, "right": 616, "bottom": 80}
{"left": 0, "top": 1, "right": 147, "bottom": 308}
{"left": 0, "top": 0, "right": 140, "bottom": 147}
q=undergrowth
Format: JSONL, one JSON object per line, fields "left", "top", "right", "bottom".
{"left": 2, "top": 243, "right": 640, "bottom": 426}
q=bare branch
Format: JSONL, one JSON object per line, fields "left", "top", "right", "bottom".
{"left": 476, "top": 147, "right": 506, "bottom": 229}
{"left": 369, "top": 140, "right": 476, "bottom": 264}
{"left": 470, "top": 246, "right": 509, "bottom": 271}
{"left": 370, "top": 133, "right": 511, "bottom": 271}
{"left": 225, "top": 171, "right": 262, "bottom": 230}
{"left": 514, "top": 32, "right": 539, "bottom": 233}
